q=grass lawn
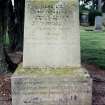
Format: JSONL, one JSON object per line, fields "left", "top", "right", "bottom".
{"left": 80, "top": 30, "right": 105, "bottom": 69}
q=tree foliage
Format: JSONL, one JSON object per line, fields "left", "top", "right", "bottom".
{"left": 79, "top": 0, "right": 105, "bottom": 12}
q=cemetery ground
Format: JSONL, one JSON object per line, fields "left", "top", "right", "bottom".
{"left": 81, "top": 27, "right": 105, "bottom": 69}
{"left": 0, "top": 28, "right": 105, "bottom": 105}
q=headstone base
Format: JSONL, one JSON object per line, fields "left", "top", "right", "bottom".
{"left": 11, "top": 66, "right": 92, "bottom": 105}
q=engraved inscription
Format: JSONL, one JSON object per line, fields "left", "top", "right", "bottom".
{"left": 23, "top": 0, "right": 80, "bottom": 67}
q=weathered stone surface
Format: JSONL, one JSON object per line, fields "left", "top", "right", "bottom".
{"left": 11, "top": 67, "right": 92, "bottom": 105}
{"left": 23, "top": 0, "right": 80, "bottom": 68}
{"left": 11, "top": 0, "right": 92, "bottom": 105}
{"left": 95, "top": 16, "right": 103, "bottom": 31}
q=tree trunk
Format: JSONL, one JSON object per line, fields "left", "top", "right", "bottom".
{"left": 14, "top": 0, "right": 25, "bottom": 51}
{"left": 0, "top": 44, "right": 8, "bottom": 74}
{"left": 102, "top": 1, "right": 105, "bottom": 13}
{"left": 0, "top": 0, "right": 8, "bottom": 73}
{"left": 8, "top": 0, "right": 16, "bottom": 51}
{"left": 98, "top": 0, "right": 102, "bottom": 12}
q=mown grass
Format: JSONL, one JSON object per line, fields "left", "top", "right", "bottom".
{"left": 80, "top": 30, "right": 105, "bottom": 69}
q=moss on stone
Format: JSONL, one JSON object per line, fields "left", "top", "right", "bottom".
{"left": 31, "top": 0, "right": 77, "bottom": 8}
{"left": 31, "top": 0, "right": 57, "bottom": 6}
{"left": 13, "top": 65, "right": 89, "bottom": 81}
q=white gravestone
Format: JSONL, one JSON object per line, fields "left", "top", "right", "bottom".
{"left": 95, "top": 16, "right": 103, "bottom": 30}
{"left": 23, "top": 0, "right": 81, "bottom": 68}
{"left": 11, "top": 0, "right": 92, "bottom": 105}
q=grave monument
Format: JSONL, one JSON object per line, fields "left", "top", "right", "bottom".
{"left": 95, "top": 16, "right": 103, "bottom": 31}
{"left": 11, "top": 0, "right": 92, "bottom": 105}
{"left": 80, "top": 12, "right": 89, "bottom": 26}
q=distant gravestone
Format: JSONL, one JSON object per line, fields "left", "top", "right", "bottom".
{"left": 11, "top": 0, "right": 92, "bottom": 105}
{"left": 81, "top": 12, "right": 89, "bottom": 26}
{"left": 95, "top": 16, "right": 103, "bottom": 30}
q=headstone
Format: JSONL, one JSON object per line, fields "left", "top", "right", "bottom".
{"left": 95, "top": 16, "right": 103, "bottom": 31}
{"left": 11, "top": 0, "right": 92, "bottom": 105}
{"left": 23, "top": 0, "right": 81, "bottom": 68}
{"left": 80, "top": 12, "right": 89, "bottom": 26}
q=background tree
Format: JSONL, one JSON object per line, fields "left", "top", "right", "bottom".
{"left": 79, "top": 0, "right": 105, "bottom": 11}
{"left": 79, "top": 0, "right": 105, "bottom": 25}
{"left": 0, "top": 0, "right": 9, "bottom": 73}
{"left": 0, "top": 0, "right": 18, "bottom": 74}
{"left": 13, "top": 0, "right": 25, "bottom": 51}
